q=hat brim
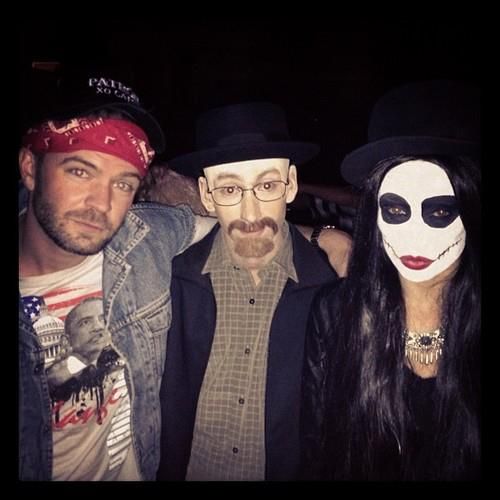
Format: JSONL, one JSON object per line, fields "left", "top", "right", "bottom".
{"left": 169, "top": 142, "right": 319, "bottom": 177}
{"left": 50, "top": 101, "right": 166, "bottom": 154}
{"left": 340, "top": 136, "right": 480, "bottom": 188}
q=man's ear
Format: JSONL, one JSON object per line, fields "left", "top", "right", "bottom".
{"left": 198, "top": 176, "right": 216, "bottom": 213}
{"left": 285, "top": 164, "right": 299, "bottom": 204}
{"left": 19, "top": 148, "right": 38, "bottom": 192}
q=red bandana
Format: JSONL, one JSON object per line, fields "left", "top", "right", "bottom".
{"left": 22, "top": 117, "right": 155, "bottom": 177}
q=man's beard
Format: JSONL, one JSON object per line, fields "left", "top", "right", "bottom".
{"left": 228, "top": 217, "right": 279, "bottom": 259}
{"left": 32, "top": 184, "right": 115, "bottom": 256}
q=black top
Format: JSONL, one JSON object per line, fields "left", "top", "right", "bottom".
{"left": 300, "top": 280, "right": 480, "bottom": 481}
{"left": 403, "top": 368, "right": 438, "bottom": 480}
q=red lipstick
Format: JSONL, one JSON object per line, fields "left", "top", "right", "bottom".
{"left": 400, "top": 255, "right": 434, "bottom": 270}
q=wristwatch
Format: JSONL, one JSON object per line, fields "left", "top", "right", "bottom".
{"left": 310, "top": 225, "right": 336, "bottom": 247}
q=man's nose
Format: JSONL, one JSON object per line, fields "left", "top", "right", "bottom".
{"left": 85, "top": 182, "right": 112, "bottom": 214}
{"left": 239, "top": 189, "right": 261, "bottom": 222}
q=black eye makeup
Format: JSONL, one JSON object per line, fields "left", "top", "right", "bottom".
{"left": 422, "top": 195, "right": 459, "bottom": 228}
{"left": 379, "top": 193, "right": 411, "bottom": 224}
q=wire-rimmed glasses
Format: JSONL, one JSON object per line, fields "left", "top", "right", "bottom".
{"left": 207, "top": 179, "right": 289, "bottom": 206}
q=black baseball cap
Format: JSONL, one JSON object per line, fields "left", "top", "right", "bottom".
{"left": 26, "top": 67, "right": 165, "bottom": 153}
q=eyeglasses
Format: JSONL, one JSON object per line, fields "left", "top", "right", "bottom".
{"left": 207, "top": 180, "right": 289, "bottom": 206}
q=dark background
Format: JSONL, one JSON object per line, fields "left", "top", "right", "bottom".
{"left": 17, "top": 18, "right": 481, "bottom": 185}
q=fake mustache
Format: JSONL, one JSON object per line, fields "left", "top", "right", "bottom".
{"left": 228, "top": 217, "right": 279, "bottom": 235}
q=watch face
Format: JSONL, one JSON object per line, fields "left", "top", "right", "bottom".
{"left": 377, "top": 160, "right": 465, "bottom": 282}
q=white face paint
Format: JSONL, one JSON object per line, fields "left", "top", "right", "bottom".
{"left": 377, "top": 160, "right": 466, "bottom": 282}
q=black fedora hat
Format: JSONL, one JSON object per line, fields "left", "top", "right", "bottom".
{"left": 169, "top": 102, "right": 319, "bottom": 177}
{"left": 340, "top": 80, "right": 480, "bottom": 187}
{"left": 27, "top": 67, "right": 165, "bottom": 153}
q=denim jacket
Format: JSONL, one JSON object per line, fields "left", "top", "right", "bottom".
{"left": 19, "top": 202, "right": 195, "bottom": 481}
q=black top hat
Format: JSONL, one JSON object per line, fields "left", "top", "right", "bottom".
{"left": 29, "top": 68, "right": 165, "bottom": 153}
{"left": 340, "top": 80, "right": 480, "bottom": 187}
{"left": 169, "top": 102, "right": 319, "bottom": 177}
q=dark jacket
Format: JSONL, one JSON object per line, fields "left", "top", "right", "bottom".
{"left": 157, "top": 224, "right": 338, "bottom": 480}
{"left": 300, "top": 280, "right": 481, "bottom": 481}
{"left": 19, "top": 203, "right": 195, "bottom": 481}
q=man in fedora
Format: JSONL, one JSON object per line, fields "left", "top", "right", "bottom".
{"left": 157, "top": 102, "right": 348, "bottom": 480}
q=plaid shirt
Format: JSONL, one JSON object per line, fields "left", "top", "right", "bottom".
{"left": 186, "top": 224, "right": 297, "bottom": 480}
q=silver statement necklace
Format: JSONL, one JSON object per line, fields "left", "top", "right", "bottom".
{"left": 403, "top": 328, "right": 445, "bottom": 365}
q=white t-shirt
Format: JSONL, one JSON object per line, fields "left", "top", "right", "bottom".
{"left": 20, "top": 253, "right": 140, "bottom": 481}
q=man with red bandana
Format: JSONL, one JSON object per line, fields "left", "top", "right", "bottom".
{"left": 157, "top": 102, "right": 349, "bottom": 480}
{"left": 18, "top": 72, "right": 216, "bottom": 481}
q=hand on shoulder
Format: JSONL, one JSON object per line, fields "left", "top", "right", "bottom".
{"left": 296, "top": 224, "right": 352, "bottom": 277}
{"left": 315, "top": 226, "right": 352, "bottom": 277}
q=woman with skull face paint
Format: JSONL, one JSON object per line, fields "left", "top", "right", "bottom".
{"left": 300, "top": 81, "right": 481, "bottom": 480}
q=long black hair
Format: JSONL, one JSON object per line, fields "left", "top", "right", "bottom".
{"left": 323, "top": 155, "right": 481, "bottom": 480}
